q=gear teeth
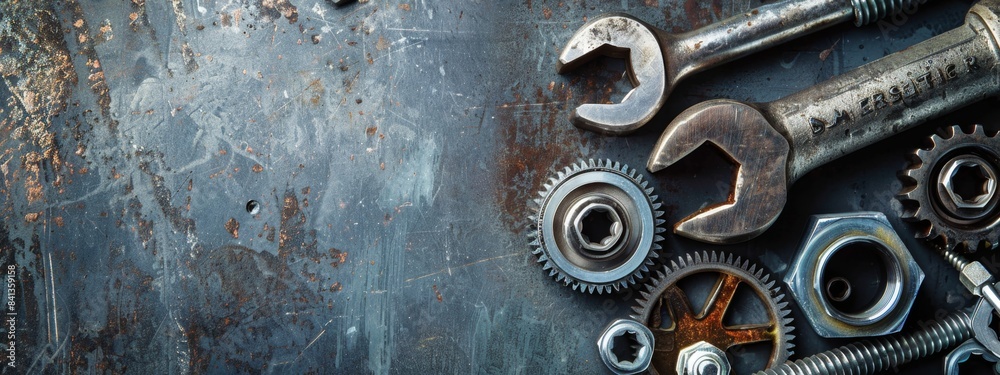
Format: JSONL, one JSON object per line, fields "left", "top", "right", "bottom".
{"left": 900, "top": 205, "right": 920, "bottom": 221}
{"left": 972, "top": 123, "right": 986, "bottom": 136}
{"left": 529, "top": 158, "right": 666, "bottom": 294}
{"left": 648, "top": 249, "right": 660, "bottom": 260}
{"left": 914, "top": 146, "right": 932, "bottom": 161}
{"left": 896, "top": 124, "right": 1000, "bottom": 253}
{"left": 938, "top": 125, "right": 956, "bottom": 139}
{"left": 629, "top": 251, "right": 795, "bottom": 371}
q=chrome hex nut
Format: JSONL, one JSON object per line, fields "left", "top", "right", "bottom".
{"left": 597, "top": 319, "right": 654, "bottom": 375}
{"left": 939, "top": 155, "right": 998, "bottom": 211}
{"left": 676, "top": 341, "right": 731, "bottom": 375}
{"left": 784, "top": 212, "right": 925, "bottom": 338}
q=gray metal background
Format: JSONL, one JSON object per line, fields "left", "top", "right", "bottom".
{"left": 0, "top": 0, "right": 993, "bottom": 373}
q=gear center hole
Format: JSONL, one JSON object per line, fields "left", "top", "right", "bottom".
{"left": 611, "top": 330, "right": 640, "bottom": 364}
{"left": 821, "top": 241, "right": 889, "bottom": 316}
{"left": 581, "top": 207, "right": 615, "bottom": 245}
{"left": 952, "top": 163, "right": 991, "bottom": 202}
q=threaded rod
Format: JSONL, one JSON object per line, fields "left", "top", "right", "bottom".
{"left": 755, "top": 311, "right": 971, "bottom": 375}
{"left": 940, "top": 247, "right": 971, "bottom": 271}
{"left": 851, "top": 0, "right": 925, "bottom": 26}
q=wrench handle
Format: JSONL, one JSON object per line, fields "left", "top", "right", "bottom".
{"left": 669, "top": 0, "right": 853, "bottom": 81}
{"left": 764, "top": 2, "right": 1000, "bottom": 182}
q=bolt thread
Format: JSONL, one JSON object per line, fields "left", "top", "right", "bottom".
{"left": 755, "top": 311, "right": 971, "bottom": 375}
{"left": 851, "top": 0, "right": 923, "bottom": 26}
{"left": 940, "top": 247, "right": 971, "bottom": 271}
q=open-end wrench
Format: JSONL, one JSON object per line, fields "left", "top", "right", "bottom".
{"left": 557, "top": 0, "right": 925, "bottom": 135}
{"left": 647, "top": 0, "right": 1000, "bottom": 244}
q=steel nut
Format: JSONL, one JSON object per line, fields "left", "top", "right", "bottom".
{"left": 784, "top": 212, "right": 925, "bottom": 338}
{"left": 938, "top": 155, "right": 998, "bottom": 211}
{"left": 597, "top": 319, "right": 654, "bottom": 375}
{"left": 676, "top": 341, "right": 730, "bottom": 375}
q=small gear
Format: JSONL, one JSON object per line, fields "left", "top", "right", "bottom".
{"left": 528, "top": 159, "right": 665, "bottom": 294}
{"left": 898, "top": 124, "right": 1000, "bottom": 252}
{"left": 631, "top": 251, "right": 795, "bottom": 374}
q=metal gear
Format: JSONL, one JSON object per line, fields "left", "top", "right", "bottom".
{"left": 528, "top": 159, "right": 665, "bottom": 294}
{"left": 631, "top": 251, "right": 795, "bottom": 375}
{"left": 898, "top": 124, "right": 1000, "bottom": 252}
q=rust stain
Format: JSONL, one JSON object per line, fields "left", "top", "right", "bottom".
{"left": 304, "top": 78, "right": 323, "bottom": 106}
{"left": 64, "top": 0, "right": 116, "bottom": 128}
{"left": 95, "top": 20, "right": 114, "bottom": 43}
{"left": 399, "top": 4, "right": 411, "bottom": 11}
{"left": 168, "top": 0, "right": 199, "bottom": 72}
{"left": 376, "top": 35, "right": 390, "bottom": 51}
{"left": 365, "top": 126, "right": 378, "bottom": 137}
{"left": 138, "top": 159, "right": 196, "bottom": 235}
{"left": 251, "top": 163, "right": 264, "bottom": 173}
{"left": 819, "top": 38, "right": 841, "bottom": 62}
{"left": 261, "top": 222, "right": 276, "bottom": 242}
{"left": 493, "top": 81, "right": 607, "bottom": 231}
{"left": 67, "top": 255, "right": 156, "bottom": 373}
{"left": 433, "top": 285, "right": 443, "bottom": 302}
{"left": 0, "top": 2, "right": 78, "bottom": 206}
{"left": 181, "top": 245, "right": 321, "bottom": 373}
{"left": 277, "top": 190, "right": 317, "bottom": 260}
{"left": 542, "top": 7, "right": 552, "bottom": 20}
{"left": 683, "top": 0, "right": 714, "bottom": 29}
{"left": 225, "top": 217, "right": 240, "bottom": 238}
{"left": 23, "top": 211, "right": 41, "bottom": 223}
{"left": 262, "top": 0, "right": 299, "bottom": 23}
{"left": 329, "top": 247, "right": 348, "bottom": 267}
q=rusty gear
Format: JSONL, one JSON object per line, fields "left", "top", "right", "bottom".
{"left": 898, "top": 124, "right": 1000, "bottom": 252}
{"left": 529, "top": 159, "right": 665, "bottom": 294}
{"left": 631, "top": 251, "right": 795, "bottom": 374}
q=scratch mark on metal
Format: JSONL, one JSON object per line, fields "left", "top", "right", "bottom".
{"left": 404, "top": 253, "right": 519, "bottom": 283}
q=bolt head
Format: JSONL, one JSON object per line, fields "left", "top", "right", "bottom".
{"left": 939, "top": 157, "right": 997, "bottom": 210}
{"left": 676, "top": 341, "right": 730, "bottom": 375}
{"left": 961, "top": 261, "right": 995, "bottom": 296}
{"left": 572, "top": 202, "right": 624, "bottom": 252}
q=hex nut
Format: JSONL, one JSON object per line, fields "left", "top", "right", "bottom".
{"left": 784, "top": 212, "right": 925, "bottom": 338}
{"left": 597, "top": 319, "right": 654, "bottom": 375}
{"left": 571, "top": 201, "right": 624, "bottom": 253}
{"left": 676, "top": 341, "right": 730, "bottom": 375}
{"left": 939, "top": 156, "right": 997, "bottom": 210}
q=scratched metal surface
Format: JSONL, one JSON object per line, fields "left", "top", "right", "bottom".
{"left": 0, "top": 0, "right": 993, "bottom": 373}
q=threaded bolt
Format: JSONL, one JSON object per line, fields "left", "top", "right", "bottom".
{"left": 851, "top": 0, "right": 924, "bottom": 26}
{"left": 754, "top": 311, "right": 971, "bottom": 375}
{"left": 940, "top": 247, "right": 971, "bottom": 271}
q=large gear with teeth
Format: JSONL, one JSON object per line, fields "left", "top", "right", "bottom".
{"left": 528, "top": 159, "right": 665, "bottom": 294}
{"left": 631, "top": 251, "right": 795, "bottom": 375}
{"left": 897, "top": 124, "right": 1000, "bottom": 252}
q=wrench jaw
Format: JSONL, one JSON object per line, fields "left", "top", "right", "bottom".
{"left": 557, "top": 14, "right": 668, "bottom": 135}
{"left": 647, "top": 100, "right": 791, "bottom": 244}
